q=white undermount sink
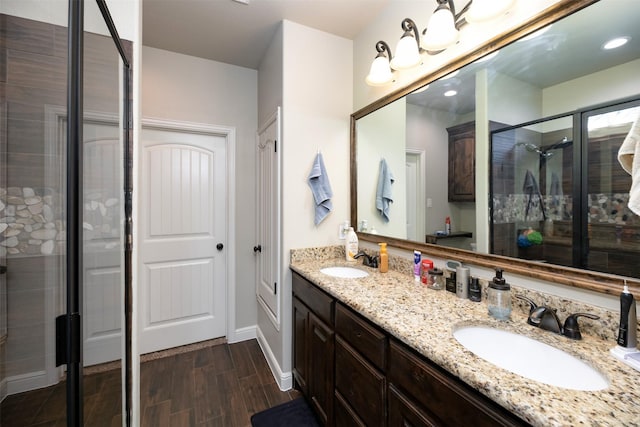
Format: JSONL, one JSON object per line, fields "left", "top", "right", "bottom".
{"left": 320, "top": 266, "right": 369, "bottom": 279}
{"left": 453, "top": 325, "right": 608, "bottom": 391}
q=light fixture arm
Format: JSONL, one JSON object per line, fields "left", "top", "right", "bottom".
{"left": 400, "top": 18, "right": 421, "bottom": 49}
{"left": 434, "top": 0, "right": 470, "bottom": 30}
{"left": 375, "top": 40, "right": 393, "bottom": 61}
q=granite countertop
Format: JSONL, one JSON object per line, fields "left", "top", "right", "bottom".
{"left": 290, "top": 257, "right": 640, "bottom": 427}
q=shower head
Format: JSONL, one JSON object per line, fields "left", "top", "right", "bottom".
{"left": 515, "top": 142, "right": 554, "bottom": 158}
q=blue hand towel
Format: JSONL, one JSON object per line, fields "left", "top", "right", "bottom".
{"left": 307, "top": 153, "right": 333, "bottom": 225}
{"left": 376, "top": 159, "right": 394, "bottom": 222}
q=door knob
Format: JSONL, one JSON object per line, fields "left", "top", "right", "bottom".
{"left": 216, "top": 243, "right": 224, "bottom": 251}
{"left": 253, "top": 245, "right": 262, "bottom": 253}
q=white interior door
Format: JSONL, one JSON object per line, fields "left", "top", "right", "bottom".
{"left": 83, "top": 119, "right": 123, "bottom": 367}
{"left": 256, "top": 108, "right": 281, "bottom": 327}
{"left": 140, "top": 123, "right": 227, "bottom": 354}
{"left": 406, "top": 150, "right": 425, "bottom": 242}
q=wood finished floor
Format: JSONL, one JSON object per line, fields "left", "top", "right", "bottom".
{"left": 1, "top": 339, "right": 300, "bottom": 427}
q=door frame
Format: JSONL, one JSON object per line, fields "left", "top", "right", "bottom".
{"left": 139, "top": 118, "right": 237, "bottom": 343}
{"left": 255, "top": 107, "right": 282, "bottom": 330}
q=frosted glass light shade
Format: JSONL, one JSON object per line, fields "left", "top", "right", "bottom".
{"left": 422, "top": 8, "right": 459, "bottom": 51}
{"left": 390, "top": 35, "right": 421, "bottom": 70}
{"left": 366, "top": 55, "right": 393, "bottom": 86}
{"left": 465, "top": 0, "right": 516, "bottom": 23}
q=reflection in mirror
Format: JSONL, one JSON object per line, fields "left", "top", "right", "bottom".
{"left": 353, "top": 0, "right": 640, "bottom": 286}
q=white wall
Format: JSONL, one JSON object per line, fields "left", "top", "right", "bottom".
{"left": 256, "top": 20, "right": 352, "bottom": 388}
{"left": 141, "top": 46, "right": 259, "bottom": 334}
{"left": 543, "top": 59, "right": 640, "bottom": 116}
{"left": 406, "top": 104, "right": 453, "bottom": 235}
{"left": 358, "top": 99, "right": 407, "bottom": 237}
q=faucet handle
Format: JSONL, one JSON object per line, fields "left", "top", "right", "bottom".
{"left": 562, "top": 312, "right": 600, "bottom": 340}
{"left": 515, "top": 295, "right": 538, "bottom": 326}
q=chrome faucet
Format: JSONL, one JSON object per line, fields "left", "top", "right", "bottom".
{"left": 516, "top": 295, "right": 599, "bottom": 340}
{"left": 354, "top": 251, "right": 378, "bottom": 268}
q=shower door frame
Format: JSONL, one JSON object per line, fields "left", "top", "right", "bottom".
{"left": 63, "top": 0, "right": 133, "bottom": 426}
{"left": 489, "top": 94, "right": 640, "bottom": 275}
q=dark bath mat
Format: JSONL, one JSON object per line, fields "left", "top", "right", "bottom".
{"left": 251, "top": 397, "right": 320, "bottom": 427}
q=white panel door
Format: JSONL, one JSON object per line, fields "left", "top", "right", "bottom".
{"left": 140, "top": 126, "right": 227, "bottom": 354}
{"left": 256, "top": 109, "right": 280, "bottom": 326}
{"left": 82, "top": 120, "right": 123, "bottom": 367}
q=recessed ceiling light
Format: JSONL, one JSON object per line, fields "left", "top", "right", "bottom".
{"left": 602, "top": 37, "right": 630, "bottom": 50}
{"left": 444, "top": 90, "right": 457, "bottom": 97}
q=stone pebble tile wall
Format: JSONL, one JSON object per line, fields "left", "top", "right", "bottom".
{"left": 492, "top": 192, "right": 639, "bottom": 225}
{"left": 0, "top": 187, "right": 120, "bottom": 257}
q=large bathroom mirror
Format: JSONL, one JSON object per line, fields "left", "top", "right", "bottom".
{"left": 352, "top": 0, "right": 640, "bottom": 294}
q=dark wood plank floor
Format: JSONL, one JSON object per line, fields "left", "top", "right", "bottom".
{"left": 1, "top": 339, "right": 300, "bottom": 427}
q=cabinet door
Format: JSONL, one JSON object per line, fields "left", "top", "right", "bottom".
{"left": 448, "top": 122, "right": 475, "bottom": 202}
{"left": 309, "top": 311, "right": 335, "bottom": 425}
{"left": 388, "top": 384, "right": 439, "bottom": 427}
{"left": 335, "top": 336, "right": 386, "bottom": 427}
{"left": 293, "top": 297, "right": 309, "bottom": 395}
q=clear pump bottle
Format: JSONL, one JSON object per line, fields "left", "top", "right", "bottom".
{"left": 487, "top": 269, "right": 511, "bottom": 320}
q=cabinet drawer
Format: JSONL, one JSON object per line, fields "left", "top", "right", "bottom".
{"left": 335, "top": 391, "right": 366, "bottom": 427}
{"left": 388, "top": 384, "right": 439, "bottom": 427}
{"left": 388, "top": 340, "right": 528, "bottom": 427}
{"left": 335, "top": 336, "right": 386, "bottom": 427}
{"left": 335, "top": 303, "right": 387, "bottom": 371}
{"left": 292, "top": 272, "right": 334, "bottom": 326}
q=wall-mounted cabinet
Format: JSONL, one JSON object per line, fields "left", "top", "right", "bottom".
{"left": 447, "top": 122, "right": 476, "bottom": 202}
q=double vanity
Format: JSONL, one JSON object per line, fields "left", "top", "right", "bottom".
{"left": 290, "top": 248, "right": 640, "bottom": 426}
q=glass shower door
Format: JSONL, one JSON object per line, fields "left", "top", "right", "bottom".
{"left": 583, "top": 101, "right": 640, "bottom": 278}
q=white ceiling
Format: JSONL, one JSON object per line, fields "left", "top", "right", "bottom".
{"left": 142, "top": 0, "right": 389, "bottom": 69}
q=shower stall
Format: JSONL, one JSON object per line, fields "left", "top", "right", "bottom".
{"left": 0, "top": 1, "right": 132, "bottom": 425}
{"left": 490, "top": 97, "right": 640, "bottom": 279}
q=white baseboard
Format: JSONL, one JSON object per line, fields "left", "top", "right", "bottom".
{"left": 6, "top": 370, "right": 50, "bottom": 395}
{"left": 228, "top": 325, "right": 257, "bottom": 344}
{"left": 256, "top": 326, "right": 293, "bottom": 391}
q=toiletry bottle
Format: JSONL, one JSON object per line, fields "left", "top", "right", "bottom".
{"left": 378, "top": 243, "right": 388, "bottom": 273}
{"left": 345, "top": 227, "right": 358, "bottom": 262}
{"left": 617, "top": 283, "right": 638, "bottom": 349}
{"left": 446, "top": 271, "right": 457, "bottom": 293}
{"left": 413, "top": 251, "right": 421, "bottom": 281}
{"left": 445, "top": 216, "right": 451, "bottom": 235}
{"left": 487, "top": 269, "right": 511, "bottom": 320}
{"left": 427, "top": 268, "right": 444, "bottom": 290}
{"left": 469, "top": 277, "right": 481, "bottom": 302}
{"left": 455, "top": 266, "right": 469, "bottom": 299}
{"left": 421, "top": 259, "right": 433, "bottom": 285}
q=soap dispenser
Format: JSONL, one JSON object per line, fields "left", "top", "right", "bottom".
{"left": 488, "top": 269, "right": 511, "bottom": 320}
{"left": 378, "top": 243, "right": 388, "bottom": 273}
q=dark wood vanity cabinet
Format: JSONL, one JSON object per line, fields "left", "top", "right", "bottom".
{"left": 388, "top": 340, "right": 528, "bottom": 427}
{"left": 334, "top": 303, "right": 388, "bottom": 426}
{"left": 292, "top": 271, "right": 529, "bottom": 427}
{"left": 447, "top": 121, "right": 476, "bottom": 202}
{"left": 292, "top": 272, "right": 335, "bottom": 425}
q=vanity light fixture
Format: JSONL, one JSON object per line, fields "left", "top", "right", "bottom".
{"left": 465, "top": 0, "right": 515, "bottom": 23}
{"left": 422, "top": 0, "right": 466, "bottom": 53}
{"left": 365, "top": 41, "right": 395, "bottom": 86}
{"left": 603, "top": 36, "right": 630, "bottom": 50}
{"left": 390, "top": 18, "right": 423, "bottom": 70}
{"left": 364, "top": 0, "right": 518, "bottom": 86}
